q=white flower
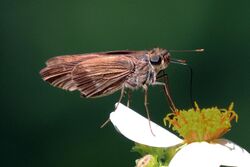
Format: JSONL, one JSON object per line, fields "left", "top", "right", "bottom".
{"left": 110, "top": 103, "right": 250, "bottom": 167}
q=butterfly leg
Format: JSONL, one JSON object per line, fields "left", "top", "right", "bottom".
{"left": 143, "top": 85, "right": 155, "bottom": 136}
{"left": 126, "top": 89, "right": 132, "bottom": 107}
{"left": 116, "top": 86, "right": 125, "bottom": 109}
{"left": 100, "top": 86, "right": 125, "bottom": 128}
{"left": 154, "top": 79, "right": 177, "bottom": 112}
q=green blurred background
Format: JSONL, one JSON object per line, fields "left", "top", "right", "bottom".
{"left": 1, "top": 0, "right": 249, "bottom": 166}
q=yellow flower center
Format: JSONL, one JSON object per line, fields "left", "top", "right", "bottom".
{"left": 164, "top": 102, "right": 238, "bottom": 143}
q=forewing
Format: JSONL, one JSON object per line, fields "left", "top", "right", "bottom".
{"left": 72, "top": 56, "right": 135, "bottom": 97}
{"left": 40, "top": 50, "right": 147, "bottom": 96}
{"left": 45, "top": 53, "right": 103, "bottom": 66}
{"left": 45, "top": 50, "right": 142, "bottom": 66}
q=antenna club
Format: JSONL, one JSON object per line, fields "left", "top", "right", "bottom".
{"left": 178, "top": 59, "right": 188, "bottom": 63}
{"left": 195, "top": 48, "right": 204, "bottom": 52}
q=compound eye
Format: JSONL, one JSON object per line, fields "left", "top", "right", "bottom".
{"left": 150, "top": 55, "right": 162, "bottom": 65}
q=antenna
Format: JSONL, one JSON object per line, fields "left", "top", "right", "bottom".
{"left": 169, "top": 48, "right": 204, "bottom": 53}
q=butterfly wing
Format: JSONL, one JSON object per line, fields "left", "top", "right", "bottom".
{"left": 72, "top": 55, "right": 135, "bottom": 97}
{"left": 40, "top": 50, "right": 147, "bottom": 97}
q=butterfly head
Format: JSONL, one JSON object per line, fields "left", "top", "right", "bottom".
{"left": 148, "top": 48, "right": 171, "bottom": 73}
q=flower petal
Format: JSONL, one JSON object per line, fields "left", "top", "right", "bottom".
{"left": 169, "top": 140, "right": 250, "bottom": 167}
{"left": 213, "top": 138, "right": 250, "bottom": 167}
{"left": 110, "top": 103, "right": 183, "bottom": 147}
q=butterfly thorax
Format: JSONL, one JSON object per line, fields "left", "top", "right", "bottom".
{"left": 124, "top": 48, "right": 170, "bottom": 89}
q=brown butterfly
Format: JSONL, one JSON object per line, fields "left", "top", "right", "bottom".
{"left": 40, "top": 48, "right": 202, "bottom": 132}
